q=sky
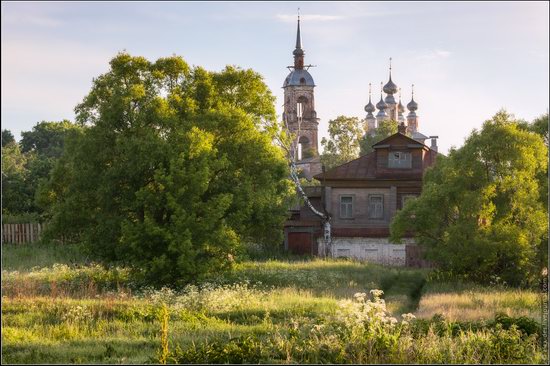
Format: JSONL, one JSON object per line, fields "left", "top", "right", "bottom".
{"left": 2, "top": 1, "right": 548, "bottom": 154}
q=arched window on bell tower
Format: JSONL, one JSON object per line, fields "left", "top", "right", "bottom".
{"left": 297, "top": 95, "right": 308, "bottom": 119}
{"left": 298, "top": 136, "right": 310, "bottom": 160}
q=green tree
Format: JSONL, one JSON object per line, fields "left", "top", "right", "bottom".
{"left": 518, "top": 112, "right": 548, "bottom": 147}
{"left": 517, "top": 113, "right": 548, "bottom": 212}
{"left": 2, "top": 129, "right": 15, "bottom": 147}
{"left": 320, "top": 116, "right": 363, "bottom": 169}
{"left": 359, "top": 119, "right": 399, "bottom": 155}
{"left": 390, "top": 111, "right": 548, "bottom": 286}
{"left": 2, "top": 121, "right": 83, "bottom": 218}
{"left": 42, "top": 53, "right": 293, "bottom": 285}
{"left": 1, "top": 142, "right": 34, "bottom": 215}
{"left": 20, "top": 120, "right": 80, "bottom": 158}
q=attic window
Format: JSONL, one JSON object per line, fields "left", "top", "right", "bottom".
{"left": 388, "top": 152, "right": 412, "bottom": 168}
{"left": 300, "top": 77, "right": 306, "bottom": 85}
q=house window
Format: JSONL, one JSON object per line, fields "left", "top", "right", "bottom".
{"left": 340, "top": 196, "right": 353, "bottom": 219}
{"left": 368, "top": 195, "right": 384, "bottom": 219}
{"left": 402, "top": 195, "right": 417, "bottom": 208}
{"left": 388, "top": 151, "right": 412, "bottom": 168}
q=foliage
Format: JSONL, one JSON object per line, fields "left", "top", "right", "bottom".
{"left": 517, "top": 112, "right": 549, "bottom": 214}
{"left": 391, "top": 111, "right": 548, "bottom": 286}
{"left": 1, "top": 212, "right": 41, "bottom": 224}
{"left": 40, "top": 53, "right": 294, "bottom": 285}
{"left": 2, "top": 129, "right": 15, "bottom": 147}
{"left": 320, "top": 115, "right": 363, "bottom": 169}
{"left": 360, "top": 119, "right": 399, "bottom": 155}
{"left": 518, "top": 112, "right": 548, "bottom": 147}
{"left": 1, "top": 142, "right": 35, "bottom": 215}
{"left": 20, "top": 120, "right": 80, "bottom": 158}
{"left": 1, "top": 121, "right": 81, "bottom": 218}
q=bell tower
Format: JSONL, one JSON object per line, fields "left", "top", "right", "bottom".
{"left": 282, "top": 13, "right": 321, "bottom": 178}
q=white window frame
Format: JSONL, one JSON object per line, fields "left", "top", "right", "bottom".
{"left": 388, "top": 151, "right": 412, "bottom": 168}
{"left": 339, "top": 195, "right": 354, "bottom": 219}
{"left": 368, "top": 194, "right": 384, "bottom": 219}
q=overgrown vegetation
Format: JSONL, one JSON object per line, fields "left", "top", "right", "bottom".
{"left": 2, "top": 242, "right": 545, "bottom": 364}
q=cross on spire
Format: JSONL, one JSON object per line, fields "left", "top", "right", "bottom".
{"left": 369, "top": 82, "right": 372, "bottom": 100}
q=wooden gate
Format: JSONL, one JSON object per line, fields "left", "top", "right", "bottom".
{"left": 287, "top": 232, "right": 313, "bottom": 255}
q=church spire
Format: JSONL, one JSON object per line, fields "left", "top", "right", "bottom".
{"left": 293, "top": 10, "right": 305, "bottom": 70}
{"left": 295, "top": 9, "right": 302, "bottom": 49}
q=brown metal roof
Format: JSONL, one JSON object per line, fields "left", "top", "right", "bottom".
{"left": 314, "top": 133, "right": 439, "bottom": 181}
{"left": 373, "top": 132, "right": 425, "bottom": 148}
{"left": 316, "top": 153, "right": 377, "bottom": 180}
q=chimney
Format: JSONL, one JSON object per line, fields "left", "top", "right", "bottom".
{"left": 398, "top": 122, "right": 407, "bottom": 134}
{"left": 429, "top": 136, "right": 439, "bottom": 152}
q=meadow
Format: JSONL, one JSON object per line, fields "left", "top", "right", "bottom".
{"left": 1, "top": 242, "right": 546, "bottom": 364}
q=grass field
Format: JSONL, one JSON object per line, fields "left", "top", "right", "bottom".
{"left": 1, "top": 242, "right": 546, "bottom": 364}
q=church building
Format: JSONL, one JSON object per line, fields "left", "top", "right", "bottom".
{"left": 283, "top": 17, "right": 439, "bottom": 267}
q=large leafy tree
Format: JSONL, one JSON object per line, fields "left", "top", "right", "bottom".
{"left": 391, "top": 111, "right": 548, "bottom": 286}
{"left": 320, "top": 116, "right": 363, "bottom": 169}
{"left": 42, "top": 53, "right": 293, "bottom": 285}
{"left": 359, "top": 119, "right": 399, "bottom": 155}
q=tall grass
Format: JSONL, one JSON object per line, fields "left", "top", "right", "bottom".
{"left": 163, "top": 289, "right": 545, "bottom": 364}
{"left": 2, "top": 241, "right": 90, "bottom": 271}
{"left": 2, "top": 243, "right": 545, "bottom": 364}
{"left": 416, "top": 289, "right": 541, "bottom": 321}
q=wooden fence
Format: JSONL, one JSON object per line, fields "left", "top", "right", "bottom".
{"left": 2, "top": 223, "right": 46, "bottom": 244}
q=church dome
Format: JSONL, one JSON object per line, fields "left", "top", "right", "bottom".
{"left": 398, "top": 100, "right": 405, "bottom": 113}
{"left": 283, "top": 69, "right": 315, "bottom": 87}
{"left": 383, "top": 77, "right": 398, "bottom": 94}
{"left": 376, "top": 96, "right": 387, "bottom": 110}
{"left": 384, "top": 94, "right": 396, "bottom": 105}
{"left": 364, "top": 100, "right": 375, "bottom": 113}
{"left": 293, "top": 48, "right": 304, "bottom": 56}
{"left": 407, "top": 98, "right": 418, "bottom": 112}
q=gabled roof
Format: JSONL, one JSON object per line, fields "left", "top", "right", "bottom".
{"left": 315, "top": 152, "right": 377, "bottom": 181}
{"left": 373, "top": 132, "right": 425, "bottom": 148}
{"left": 314, "top": 132, "right": 439, "bottom": 181}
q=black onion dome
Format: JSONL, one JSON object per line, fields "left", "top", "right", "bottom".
{"left": 376, "top": 96, "right": 387, "bottom": 110}
{"left": 407, "top": 98, "right": 418, "bottom": 111}
{"left": 383, "top": 77, "right": 398, "bottom": 94}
